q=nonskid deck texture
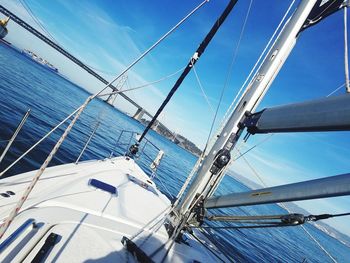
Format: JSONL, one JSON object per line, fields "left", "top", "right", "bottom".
{"left": 0, "top": 157, "right": 226, "bottom": 262}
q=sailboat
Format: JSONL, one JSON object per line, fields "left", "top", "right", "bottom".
{"left": 0, "top": 0, "right": 350, "bottom": 262}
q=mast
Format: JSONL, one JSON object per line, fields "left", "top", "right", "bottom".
{"left": 133, "top": 0, "right": 238, "bottom": 146}
{"left": 175, "top": 0, "right": 318, "bottom": 219}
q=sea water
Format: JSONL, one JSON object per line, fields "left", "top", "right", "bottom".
{"left": 0, "top": 42, "right": 349, "bottom": 262}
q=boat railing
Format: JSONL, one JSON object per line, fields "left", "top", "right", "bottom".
{"left": 108, "top": 129, "right": 174, "bottom": 199}
{"left": 110, "top": 129, "right": 160, "bottom": 158}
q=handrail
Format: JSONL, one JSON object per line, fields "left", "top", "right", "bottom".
{"left": 109, "top": 130, "right": 169, "bottom": 197}
{"left": 0, "top": 109, "right": 30, "bottom": 165}
{"left": 110, "top": 130, "right": 160, "bottom": 158}
{"left": 75, "top": 121, "right": 100, "bottom": 164}
{"left": 0, "top": 218, "right": 36, "bottom": 253}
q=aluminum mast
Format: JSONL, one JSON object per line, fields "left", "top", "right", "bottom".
{"left": 175, "top": 0, "right": 318, "bottom": 220}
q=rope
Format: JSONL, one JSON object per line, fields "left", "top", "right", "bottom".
{"left": 326, "top": 83, "right": 345, "bottom": 97}
{"left": 233, "top": 134, "right": 274, "bottom": 161}
{"left": 97, "top": 66, "right": 186, "bottom": 98}
{"left": 136, "top": 0, "right": 238, "bottom": 144}
{"left": 170, "top": 2, "right": 254, "bottom": 209}
{"left": 197, "top": 224, "right": 299, "bottom": 230}
{"left": 130, "top": 0, "right": 250, "bottom": 209}
{"left": 193, "top": 64, "right": 215, "bottom": 113}
{"left": 199, "top": 2, "right": 344, "bottom": 261}
{"left": 1, "top": 0, "right": 207, "bottom": 177}
{"left": 344, "top": 4, "right": 350, "bottom": 92}
{"left": 0, "top": 96, "right": 92, "bottom": 239}
{"left": 0, "top": 0, "right": 209, "bottom": 248}
{"left": 190, "top": 232, "right": 227, "bottom": 263}
{"left": 300, "top": 225, "right": 337, "bottom": 263}
{"left": 0, "top": 109, "right": 30, "bottom": 164}
{"left": 0, "top": 106, "right": 83, "bottom": 177}
{"left": 128, "top": 206, "right": 171, "bottom": 242}
{"left": 203, "top": 0, "right": 254, "bottom": 155}
{"left": 94, "top": 0, "right": 209, "bottom": 99}
{"left": 237, "top": 149, "right": 267, "bottom": 187}
{"left": 173, "top": 155, "right": 203, "bottom": 206}
{"left": 238, "top": 150, "right": 338, "bottom": 262}
{"left": 156, "top": 177, "right": 175, "bottom": 199}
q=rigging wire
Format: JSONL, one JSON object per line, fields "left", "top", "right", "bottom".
{"left": 0, "top": 96, "right": 91, "bottom": 239}
{"left": 326, "top": 83, "right": 345, "bottom": 97}
{"left": 232, "top": 134, "right": 274, "bottom": 161}
{"left": 198, "top": 1, "right": 296, "bottom": 195}
{"left": 128, "top": 206, "right": 171, "bottom": 242}
{"left": 18, "top": 0, "right": 141, "bottom": 76}
{"left": 0, "top": 106, "right": 82, "bottom": 177}
{"left": 234, "top": 145, "right": 338, "bottom": 262}
{"left": 202, "top": 0, "right": 254, "bottom": 156}
{"left": 218, "top": 0, "right": 296, "bottom": 134}
{"left": 300, "top": 225, "right": 337, "bottom": 263}
{"left": 192, "top": 64, "right": 215, "bottom": 114}
{"left": 178, "top": 1, "right": 348, "bottom": 260}
{"left": 174, "top": 0, "right": 254, "bottom": 208}
{"left": 97, "top": 66, "right": 186, "bottom": 98}
{"left": 197, "top": 224, "right": 296, "bottom": 229}
{"left": 133, "top": 1, "right": 347, "bottom": 260}
{"left": 135, "top": 0, "right": 238, "bottom": 145}
{"left": 344, "top": 3, "right": 350, "bottom": 92}
{"left": 0, "top": 1, "right": 209, "bottom": 242}
{"left": 222, "top": 77, "right": 350, "bottom": 262}
{"left": 207, "top": 212, "right": 350, "bottom": 223}
{"left": 0, "top": 0, "right": 207, "bottom": 177}
{"left": 189, "top": 232, "right": 227, "bottom": 263}
{"left": 228, "top": 72, "right": 350, "bottom": 260}
{"left": 236, "top": 148, "right": 267, "bottom": 187}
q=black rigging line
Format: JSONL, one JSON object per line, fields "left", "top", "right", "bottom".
{"left": 133, "top": 0, "right": 239, "bottom": 147}
{"left": 197, "top": 223, "right": 301, "bottom": 230}
{"left": 307, "top": 212, "right": 350, "bottom": 221}
{"left": 202, "top": 0, "right": 253, "bottom": 157}
{"left": 190, "top": 232, "right": 227, "bottom": 263}
{"left": 197, "top": 212, "right": 350, "bottom": 230}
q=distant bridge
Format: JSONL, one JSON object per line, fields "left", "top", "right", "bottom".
{"left": 0, "top": 5, "right": 151, "bottom": 121}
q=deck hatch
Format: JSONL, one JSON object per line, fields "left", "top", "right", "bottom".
{"left": 32, "top": 232, "right": 61, "bottom": 263}
{"left": 89, "top": 179, "right": 117, "bottom": 195}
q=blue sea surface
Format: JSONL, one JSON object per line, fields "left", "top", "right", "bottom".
{"left": 0, "top": 42, "right": 349, "bottom": 262}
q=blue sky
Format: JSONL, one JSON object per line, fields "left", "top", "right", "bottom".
{"left": 1, "top": 0, "right": 350, "bottom": 237}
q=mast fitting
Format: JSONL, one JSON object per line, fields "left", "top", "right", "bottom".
{"left": 190, "top": 52, "right": 199, "bottom": 66}
{"left": 209, "top": 149, "right": 231, "bottom": 174}
{"left": 127, "top": 143, "right": 139, "bottom": 157}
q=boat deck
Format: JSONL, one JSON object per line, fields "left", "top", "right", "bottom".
{"left": 0, "top": 157, "right": 227, "bottom": 262}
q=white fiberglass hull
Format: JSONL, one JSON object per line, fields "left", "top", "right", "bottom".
{"left": 0, "top": 157, "right": 228, "bottom": 262}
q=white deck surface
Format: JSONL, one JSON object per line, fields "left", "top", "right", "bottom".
{"left": 0, "top": 157, "right": 228, "bottom": 262}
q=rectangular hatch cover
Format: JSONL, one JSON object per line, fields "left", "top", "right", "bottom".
{"left": 88, "top": 179, "right": 117, "bottom": 195}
